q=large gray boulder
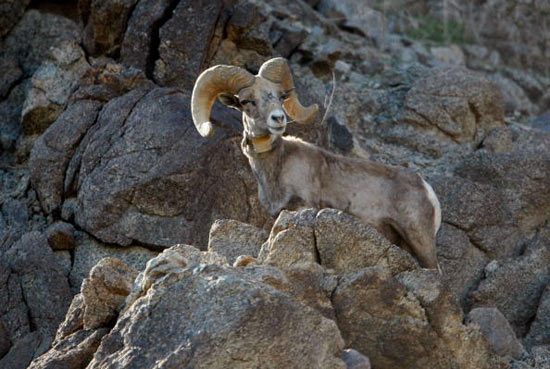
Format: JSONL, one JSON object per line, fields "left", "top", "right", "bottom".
{"left": 29, "top": 64, "right": 269, "bottom": 248}
{"left": 87, "top": 264, "right": 346, "bottom": 369}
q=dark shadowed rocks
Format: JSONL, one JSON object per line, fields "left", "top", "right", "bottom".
{"left": 153, "top": 0, "right": 224, "bottom": 89}
{"left": 120, "top": 0, "right": 174, "bottom": 73}
{"left": 80, "top": 0, "right": 139, "bottom": 56}
{"left": 0, "top": 319, "right": 9, "bottom": 359}
{"left": 0, "top": 0, "right": 30, "bottom": 37}
{"left": 2, "top": 232, "right": 72, "bottom": 343}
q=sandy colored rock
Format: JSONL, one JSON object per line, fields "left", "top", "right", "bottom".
{"left": 208, "top": 219, "right": 267, "bottom": 264}
{"left": 81, "top": 258, "right": 138, "bottom": 329}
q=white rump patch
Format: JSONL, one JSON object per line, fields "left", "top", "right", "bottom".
{"left": 422, "top": 179, "right": 441, "bottom": 235}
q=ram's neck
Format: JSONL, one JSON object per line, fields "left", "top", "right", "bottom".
{"left": 241, "top": 133, "right": 288, "bottom": 216}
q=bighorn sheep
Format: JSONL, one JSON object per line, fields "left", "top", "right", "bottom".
{"left": 191, "top": 57, "right": 441, "bottom": 270}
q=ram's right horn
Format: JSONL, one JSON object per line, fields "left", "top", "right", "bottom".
{"left": 191, "top": 65, "right": 255, "bottom": 137}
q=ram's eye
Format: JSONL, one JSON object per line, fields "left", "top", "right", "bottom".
{"left": 240, "top": 100, "right": 256, "bottom": 106}
{"left": 279, "top": 92, "right": 290, "bottom": 101}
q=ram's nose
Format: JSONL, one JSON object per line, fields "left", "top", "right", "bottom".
{"left": 270, "top": 111, "right": 285, "bottom": 125}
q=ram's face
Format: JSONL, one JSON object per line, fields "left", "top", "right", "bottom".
{"left": 191, "top": 57, "right": 318, "bottom": 139}
{"left": 221, "top": 79, "right": 291, "bottom": 137}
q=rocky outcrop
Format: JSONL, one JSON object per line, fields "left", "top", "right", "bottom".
{"left": 3, "top": 1, "right": 550, "bottom": 368}
{"left": 89, "top": 264, "right": 346, "bottom": 369}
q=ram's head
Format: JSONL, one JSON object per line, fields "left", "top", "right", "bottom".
{"left": 191, "top": 58, "right": 318, "bottom": 138}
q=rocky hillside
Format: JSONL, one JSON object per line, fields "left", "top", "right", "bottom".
{"left": 0, "top": 0, "right": 549, "bottom": 368}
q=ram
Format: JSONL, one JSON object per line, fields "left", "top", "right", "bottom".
{"left": 191, "top": 57, "right": 441, "bottom": 270}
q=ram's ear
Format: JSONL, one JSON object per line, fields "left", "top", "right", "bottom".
{"left": 218, "top": 93, "right": 242, "bottom": 111}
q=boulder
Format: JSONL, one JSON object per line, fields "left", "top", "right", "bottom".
{"left": 467, "top": 307, "right": 524, "bottom": 359}
{"left": 402, "top": 66, "right": 504, "bottom": 145}
{"left": 45, "top": 221, "right": 75, "bottom": 250}
{"left": 21, "top": 40, "right": 90, "bottom": 135}
{"left": 80, "top": 0, "right": 139, "bottom": 56}
{"left": 333, "top": 265, "right": 505, "bottom": 369}
{"left": 30, "top": 61, "right": 270, "bottom": 249}
{"left": 314, "top": 208, "right": 418, "bottom": 274}
{"left": 208, "top": 219, "right": 268, "bottom": 264}
{"left": 88, "top": 264, "right": 346, "bottom": 369}
{"left": 333, "top": 266, "right": 437, "bottom": 369}
{"left": 81, "top": 258, "right": 138, "bottom": 329}
{"left": 432, "top": 147, "right": 550, "bottom": 261}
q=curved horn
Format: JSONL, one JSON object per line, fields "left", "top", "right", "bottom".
{"left": 259, "top": 57, "right": 318, "bottom": 124}
{"left": 191, "top": 65, "right": 255, "bottom": 137}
